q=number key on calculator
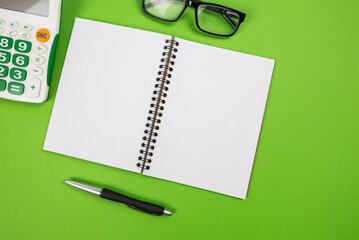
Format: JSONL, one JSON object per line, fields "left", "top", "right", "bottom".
{"left": 0, "top": 0, "right": 62, "bottom": 103}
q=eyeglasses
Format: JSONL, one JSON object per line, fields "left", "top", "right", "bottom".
{"left": 142, "top": 0, "right": 246, "bottom": 37}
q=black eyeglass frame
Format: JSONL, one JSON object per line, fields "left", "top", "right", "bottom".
{"left": 142, "top": 0, "right": 246, "bottom": 37}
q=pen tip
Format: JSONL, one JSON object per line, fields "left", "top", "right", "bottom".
{"left": 163, "top": 209, "right": 172, "bottom": 216}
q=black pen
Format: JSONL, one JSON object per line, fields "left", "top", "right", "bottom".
{"left": 64, "top": 180, "right": 172, "bottom": 216}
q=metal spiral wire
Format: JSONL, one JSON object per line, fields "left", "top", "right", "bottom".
{"left": 137, "top": 38, "right": 179, "bottom": 172}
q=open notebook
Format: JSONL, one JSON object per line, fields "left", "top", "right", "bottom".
{"left": 44, "top": 18, "right": 275, "bottom": 199}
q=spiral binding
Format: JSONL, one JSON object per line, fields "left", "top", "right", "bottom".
{"left": 137, "top": 38, "right": 179, "bottom": 173}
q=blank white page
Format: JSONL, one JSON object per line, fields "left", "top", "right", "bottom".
{"left": 145, "top": 38, "right": 275, "bottom": 198}
{"left": 44, "top": 18, "right": 170, "bottom": 172}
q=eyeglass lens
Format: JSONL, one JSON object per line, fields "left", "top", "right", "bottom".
{"left": 197, "top": 5, "right": 239, "bottom": 35}
{"left": 144, "top": 0, "right": 186, "bottom": 21}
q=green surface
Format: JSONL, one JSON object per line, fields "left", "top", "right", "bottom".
{"left": 0, "top": 0, "right": 358, "bottom": 239}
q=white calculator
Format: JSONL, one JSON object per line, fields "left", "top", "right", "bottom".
{"left": 0, "top": 0, "right": 62, "bottom": 103}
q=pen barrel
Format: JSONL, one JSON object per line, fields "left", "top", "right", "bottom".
{"left": 100, "top": 188, "right": 165, "bottom": 216}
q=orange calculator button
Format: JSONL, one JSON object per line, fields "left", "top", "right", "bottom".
{"left": 36, "top": 28, "right": 50, "bottom": 43}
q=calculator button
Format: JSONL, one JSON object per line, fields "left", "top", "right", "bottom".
{"left": 10, "top": 68, "right": 27, "bottom": 81}
{"left": 22, "top": 24, "right": 33, "bottom": 31}
{"left": 26, "top": 78, "right": 41, "bottom": 98}
{"left": 0, "top": 51, "right": 11, "bottom": 63}
{"left": 10, "top": 22, "right": 19, "bottom": 28}
{"left": 0, "top": 28, "right": 4, "bottom": 34}
{"left": 32, "top": 55, "right": 46, "bottom": 65}
{"left": 34, "top": 44, "right": 47, "bottom": 54}
{"left": 12, "top": 54, "right": 29, "bottom": 67}
{"left": 8, "top": 30, "right": 18, "bottom": 37}
{"left": 0, "top": 65, "right": 9, "bottom": 77}
{"left": 0, "top": 19, "right": 5, "bottom": 27}
{"left": 15, "top": 40, "right": 32, "bottom": 53}
{"left": 36, "top": 28, "right": 50, "bottom": 43}
{"left": 22, "top": 33, "right": 31, "bottom": 40}
{"left": 29, "top": 66, "right": 43, "bottom": 76}
{"left": 8, "top": 82, "right": 24, "bottom": 95}
{"left": 0, "top": 79, "right": 6, "bottom": 91}
{"left": 0, "top": 36, "right": 13, "bottom": 49}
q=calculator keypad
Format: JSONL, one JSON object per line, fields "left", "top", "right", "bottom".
{"left": 32, "top": 55, "right": 46, "bottom": 65}
{"left": 0, "top": 79, "right": 5, "bottom": 91}
{"left": 10, "top": 22, "right": 19, "bottom": 29}
{"left": 10, "top": 68, "right": 27, "bottom": 81}
{"left": 0, "top": 51, "right": 11, "bottom": 63}
{"left": 22, "top": 24, "right": 33, "bottom": 31}
{"left": 12, "top": 54, "right": 30, "bottom": 67}
{"left": 8, "top": 30, "right": 18, "bottom": 37}
{"left": 0, "top": 36, "right": 13, "bottom": 49}
{"left": 14, "top": 40, "right": 32, "bottom": 53}
{"left": 29, "top": 66, "right": 43, "bottom": 77}
{"left": 8, "top": 82, "right": 24, "bottom": 95}
{"left": 0, "top": 17, "right": 54, "bottom": 102}
{"left": 25, "top": 78, "right": 41, "bottom": 98}
{"left": 34, "top": 44, "right": 47, "bottom": 54}
{"left": 22, "top": 32, "right": 32, "bottom": 40}
{"left": 0, "top": 65, "right": 9, "bottom": 77}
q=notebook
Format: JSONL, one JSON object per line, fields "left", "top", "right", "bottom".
{"left": 44, "top": 18, "right": 275, "bottom": 199}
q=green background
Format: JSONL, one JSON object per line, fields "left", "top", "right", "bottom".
{"left": 1, "top": 0, "right": 358, "bottom": 239}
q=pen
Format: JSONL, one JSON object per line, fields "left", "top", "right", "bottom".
{"left": 64, "top": 180, "right": 172, "bottom": 216}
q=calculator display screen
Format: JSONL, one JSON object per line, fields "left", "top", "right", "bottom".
{"left": 0, "top": 0, "right": 49, "bottom": 17}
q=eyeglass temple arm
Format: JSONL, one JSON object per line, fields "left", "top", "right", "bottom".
{"left": 145, "top": 0, "right": 240, "bottom": 28}
{"left": 221, "top": 13, "right": 236, "bottom": 29}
